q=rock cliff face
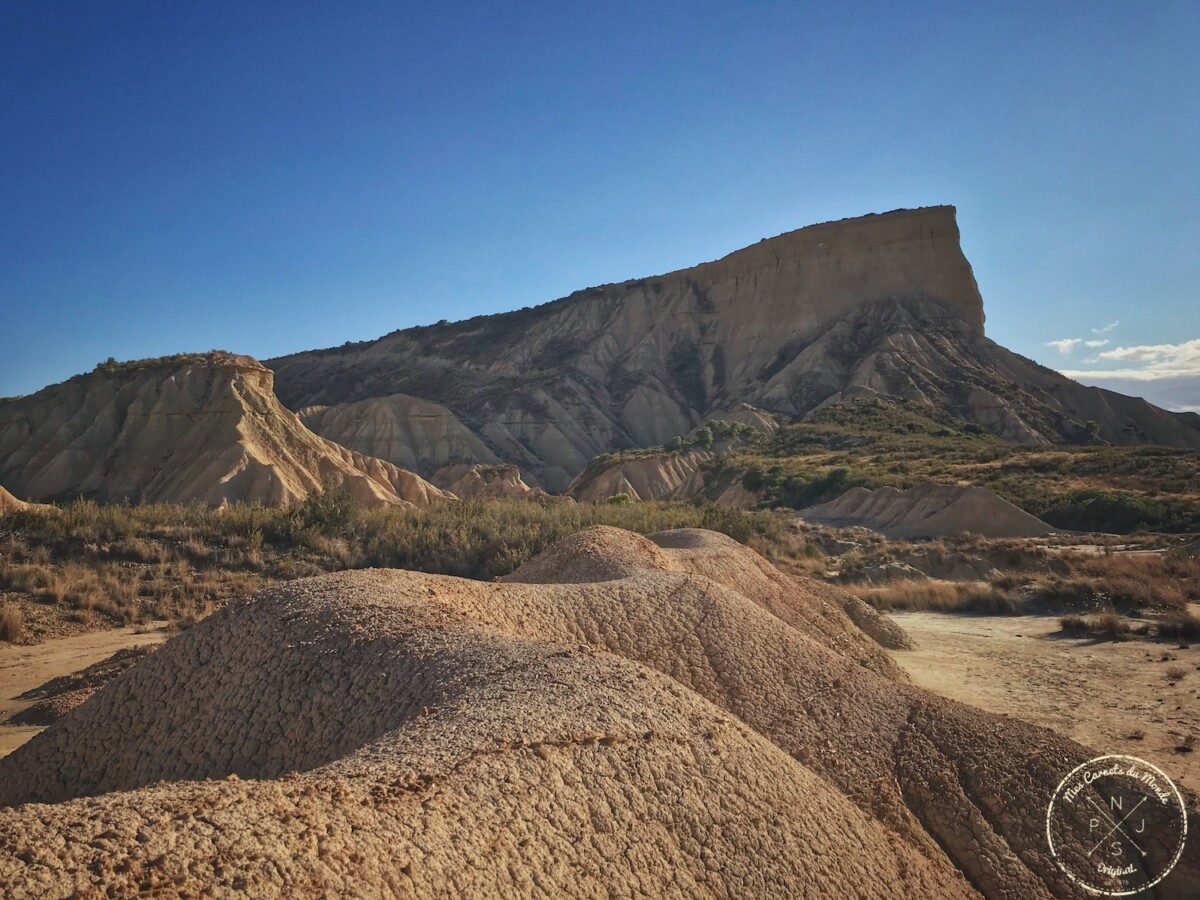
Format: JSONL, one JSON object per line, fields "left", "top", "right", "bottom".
{"left": 267, "top": 206, "right": 1200, "bottom": 490}
{"left": 0, "top": 353, "right": 452, "bottom": 508}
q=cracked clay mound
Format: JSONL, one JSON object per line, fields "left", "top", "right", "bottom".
{"left": 799, "top": 482, "right": 1055, "bottom": 539}
{"left": 1, "top": 528, "right": 1196, "bottom": 897}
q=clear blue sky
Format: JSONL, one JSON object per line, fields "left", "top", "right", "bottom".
{"left": 2, "top": 1, "right": 1197, "bottom": 409}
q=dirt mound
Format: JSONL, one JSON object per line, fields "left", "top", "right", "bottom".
{"left": 4, "top": 646, "right": 156, "bottom": 727}
{"left": 800, "top": 483, "right": 1055, "bottom": 539}
{"left": 502, "top": 525, "right": 680, "bottom": 584}
{"left": 1, "top": 527, "right": 1195, "bottom": 897}
{"left": 0, "top": 353, "right": 452, "bottom": 508}
{"left": 841, "top": 596, "right": 917, "bottom": 650}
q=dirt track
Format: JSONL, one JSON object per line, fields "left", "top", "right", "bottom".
{"left": 887, "top": 611, "right": 1200, "bottom": 792}
{"left": 0, "top": 624, "right": 170, "bottom": 757}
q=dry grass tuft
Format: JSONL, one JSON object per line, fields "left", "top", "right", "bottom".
{"left": 0, "top": 604, "right": 24, "bottom": 643}
{"left": 859, "top": 579, "right": 1023, "bottom": 614}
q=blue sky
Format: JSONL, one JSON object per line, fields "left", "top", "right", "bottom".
{"left": 1, "top": 1, "right": 1197, "bottom": 409}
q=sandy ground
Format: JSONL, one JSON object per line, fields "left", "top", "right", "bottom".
{"left": 0, "top": 624, "right": 171, "bottom": 758}
{"left": 888, "top": 611, "right": 1200, "bottom": 792}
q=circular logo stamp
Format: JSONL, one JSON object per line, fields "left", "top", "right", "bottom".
{"left": 1046, "top": 754, "right": 1187, "bottom": 896}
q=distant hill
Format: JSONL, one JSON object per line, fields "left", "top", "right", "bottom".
{"left": 0, "top": 352, "right": 451, "bottom": 507}
{"left": 268, "top": 206, "right": 1200, "bottom": 490}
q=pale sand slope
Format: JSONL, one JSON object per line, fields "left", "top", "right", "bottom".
{"left": 0, "top": 625, "right": 170, "bottom": 758}
{"left": 0, "top": 352, "right": 453, "bottom": 508}
{"left": 799, "top": 483, "right": 1055, "bottom": 539}
{"left": 0, "top": 486, "right": 50, "bottom": 514}
{"left": 0, "top": 486, "right": 26, "bottom": 513}
{"left": 887, "top": 611, "right": 1200, "bottom": 793}
{"left": 0, "top": 528, "right": 1196, "bottom": 897}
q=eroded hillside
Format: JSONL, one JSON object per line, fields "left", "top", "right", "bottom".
{"left": 267, "top": 207, "right": 1200, "bottom": 489}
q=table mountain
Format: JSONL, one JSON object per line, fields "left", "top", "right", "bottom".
{"left": 268, "top": 206, "right": 1199, "bottom": 491}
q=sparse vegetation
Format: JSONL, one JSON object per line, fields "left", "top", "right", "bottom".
{"left": 694, "top": 396, "right": 1200, "bottom": 532}
{"left": 1056, "top": 611, "right": 1133, "bottom": 639}
{"left": 858, "top": 579, "right": 1023, "bottom": 614}
{"left": 0, "top": 495, "right": 800, "bottom": 641}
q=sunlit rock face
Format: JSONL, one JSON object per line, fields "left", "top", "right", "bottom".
{"left": 0, "top": 352, "right": 450, "bottom": 507}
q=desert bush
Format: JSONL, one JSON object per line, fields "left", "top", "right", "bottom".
{"left": 1033, "top": 489, "right": 1200, "bottom": 534}
{"left": 1095, "top": 611, "right": 1128, "bottom": 639}
{"left": 1058, "top": 611, "right": 1129, "bottom": 639}
{"left": 0, "top": 605, "right": 24, "bottom": 643}
{"left": 859, "top": 580, "right": 1022, "bottom": 614}
{"left": 1059, "top": 615, "right": 1089, "bottom": 633}
{"left": 1158, "top": 613, "right": 1200, "bottom": 641}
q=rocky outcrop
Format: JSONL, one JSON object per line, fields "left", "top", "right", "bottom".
{"left": 0, "top": 353, "right": 452, "bottom": 508}
{"left": 566, "top": 449, "right": 756, "bottom": 507}
{"left": 2, "top": 527, "right": 1194, "bottom": 896}
{"left": 299, "top": 393, "right": 500, "bottom": 475}
{"left": 430, "top": 463, "right": 544, "bottom": 499}
{"left": 568, "top": 450, "right": 715, "bottom": 502}
{"left": 799, "top": 483, "right": 1055, "bottom": 539}
{"left": 267, "top": 206, "right": 1200, "bottom": 489}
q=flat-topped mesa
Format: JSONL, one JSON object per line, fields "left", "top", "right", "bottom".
{"left": 613, "top": 204, "right": 984, "bottom": 335}
{"left": 0, "top": 352, "right": 452, "bottom": 507}
{"left": 261, "top": 205, "right": 1197, "bottom": 489}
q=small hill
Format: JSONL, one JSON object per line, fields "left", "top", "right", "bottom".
{"left": 0, "top": 353, "right": 452, "bottom": 508}
{"left": 799, "top": 483, "right": 1056, "bottom": 538}
{"left": 2, "top": 527, "right": 1193, "bottom": 896}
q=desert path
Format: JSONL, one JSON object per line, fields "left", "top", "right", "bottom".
{"left": 887, "top": 611, "right": 1200, "bottom": 792}
{"left": 0, "top": 624, "right": 170, "bottom": 757}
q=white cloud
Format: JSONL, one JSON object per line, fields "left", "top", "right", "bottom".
{"left": 1045, "top": 334, "right": 1112, "bottom": 355}
{"left": 1092, "top": 320, "right": 1120, "bottom": 334}
{"left": 1059, "top": 338, "right": 1200, "bottom": 381}
{"left": 1045, "top": 338, "right": 1083, "bottom": 354}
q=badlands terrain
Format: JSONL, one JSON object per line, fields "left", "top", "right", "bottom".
{"left": 1, "top": 206, "right": 1198, "bottom": 896}
{"left": 1, "top": 527, "right": 1196, "bottom": 897}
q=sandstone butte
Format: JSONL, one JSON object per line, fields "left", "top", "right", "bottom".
{"left": 0, "top": 526, "right": 1194, "bottom": 897}
{"left": 265, "top": 206, "right": 1200, "bottom": 491}
{"left": 0, "top": 352, "right": 451, "bottom": 508}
